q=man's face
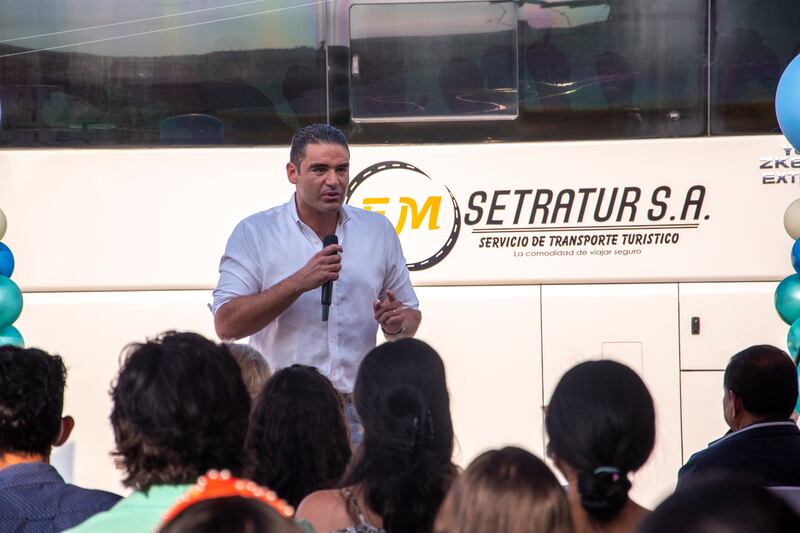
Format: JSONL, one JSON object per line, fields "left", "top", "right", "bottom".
{"left": 287, "top": 142, "right": 350, "bottom": 220}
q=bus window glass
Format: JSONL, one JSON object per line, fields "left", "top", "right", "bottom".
{"left": 0, "top": 0, "right": 326, "bottom": 147}
{"left": 518, "top": 0, "right": 706, "bottom": 140}
{"left": 348, "top": 2, "right": 518, "bottom": 122}
{"left": 711, "top": 0, "right": 800, "bottom": 135}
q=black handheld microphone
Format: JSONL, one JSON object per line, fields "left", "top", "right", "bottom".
{"left": 321, "top": 234, "right": 338, "bottom": 321}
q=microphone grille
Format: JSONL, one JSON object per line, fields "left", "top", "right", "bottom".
{"left": 323, "top": 234, "right": 338, "bottom": 247}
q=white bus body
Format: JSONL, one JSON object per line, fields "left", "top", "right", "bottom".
{"left": 1, "top": 0, "right": 797, "bottom": 508}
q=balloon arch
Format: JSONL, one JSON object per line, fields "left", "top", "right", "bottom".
{"left": 0, "top": 208, "right": 24, "bottom": 347}
{"left": 774, "top": 54, "right": 800, "bottom": 411}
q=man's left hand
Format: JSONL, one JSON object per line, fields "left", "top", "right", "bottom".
{"left": 373, "top": 290, "right": 405, "bottom": 335}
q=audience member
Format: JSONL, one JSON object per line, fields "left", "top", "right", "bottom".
{"left": 225, "top": 342, "right": 272, "bottom": 400}
{"left": 639, "top": 478, "right": 800, "bottom": 532}
{"left": 296, "top": 338, "right": 458, "bottom": 533}
{"left": 247, "top": 364, "right": 351, "bottom": 507}
{"left": 66, "top": 331, "right": 251, "bottom": 532}
{"left": 158, "top": 470, "right": 301, "bottom": 533}
{"left": 434, "top": 446, "right": 573, "bottom": 533}
{"left": 0, "top": 346, "right": 120, "bottom": 532}
{"left": 677, "top": 344, "right": 800, "bottom": 489}
{"left": 546, "top": 360, "right": 655, "bottom": 533}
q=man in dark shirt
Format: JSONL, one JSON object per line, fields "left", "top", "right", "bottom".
{"left": 678, "top": 344, "right": 800, "bottom": 489}
{"left": 0, "top": 345, "right": 120, "bottom": 532}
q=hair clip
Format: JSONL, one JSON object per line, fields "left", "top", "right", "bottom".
{"left": 592, "top": 466, "right": 621, "bottom": 482}
{"left": 161, "top": 469, "right": 294, "bottom": 526}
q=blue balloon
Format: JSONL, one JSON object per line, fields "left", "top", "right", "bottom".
{"left": 777, "top": 54, "right": 800, "bottom": 152}
{"left": 0, "top": 325, "right": 23, "bottom": 347}
{"left": 775, "top": 274, "right": 800, "bottom": 324}
{"left": 0, "top": 242, "right": 13, "bottom": 278}
{"left": 0, "top": 276, "right": 22, "bottom": 329}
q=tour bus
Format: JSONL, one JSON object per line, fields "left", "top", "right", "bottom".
{"left": 0, "top": 0, "right": 797, "bottom": 506}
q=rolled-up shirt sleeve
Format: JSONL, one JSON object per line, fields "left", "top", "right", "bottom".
{"left": 212, "top": 221, "right": 263, "bottom": 314}
{"left": 381, "top": 217, "right": 419, "bottom": 310}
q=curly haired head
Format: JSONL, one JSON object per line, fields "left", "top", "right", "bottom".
{"left": 247, "top": 364, "right": 351, "bottom": 507}
{"left": 0, "top": 346, "right": 66, "bottom": 457}
{"left": 111, "top": 331, "right": 251, "bottom": 491}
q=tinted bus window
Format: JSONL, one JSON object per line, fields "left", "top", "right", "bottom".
{"left": 518, "top": 0, "right": 706, "bottom": 141}
{"left": 0, "top": 1, "right": 326, "bottom": 147}
{"left": 711, "top": 0, "right": 800, "bottom": 135}
{"left": 349, "top": 2, "right": 518, "bottom": 122}
{"left": 335, "top": 0, "right": 706, "bottom": 144}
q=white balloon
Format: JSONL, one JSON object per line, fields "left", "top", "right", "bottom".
{"left": 0, "top": 208, "right": 5, "bottom": 241}
{"left": 786, "top": 199, "right": 800, "bottom": 240}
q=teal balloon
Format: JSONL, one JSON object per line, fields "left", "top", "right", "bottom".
{"left": 789, "top": 317, "right": 800, "bottom": 359}
{"left": 0, "top": 276, "right": 22, "bottom": 329}
{"left": 0, "top": 325, "right": 23, "bottom": 347}
{"left": 797, "top": 366, "right": 800, "bottom": 414}
{"left": 0, "top": 242, "right": 13, "bottom": 277}
{"left": 776, "top": 275, "right": 800, "bottom": 324}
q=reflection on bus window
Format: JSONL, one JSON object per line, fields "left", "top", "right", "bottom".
{"left": 348, "top": 2, "right": 519, "bottom": 122}
{"left": 711, "top": 0, "right": 800, "bottom": 135}
{"left": 0, "top": 0, "right": 326, "bottom": 147}
{"left": 518, "top": 0, "right": 706, "bottom": 141}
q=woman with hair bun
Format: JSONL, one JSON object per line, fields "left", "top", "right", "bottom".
{"left": 545, "top": 360, "right": 655, "bottom": 533}
{"left": 296, "top": 338, "right": 457, "bottom": 533}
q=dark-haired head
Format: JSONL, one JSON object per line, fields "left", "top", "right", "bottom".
{"left": 247, "top": 364, "right": 351, "bottom": 507}
{"left": 545, "top": 360, "right": 655, "bottom": 523}
{"left": 723, "top": 344, "right": 797, "bottom": 424}
{"left": 159, "top": 497, "right": 303, "bottom": 533}
{"left": 640, "top": 478, "right": 800, "bottom": 533}
{"left": 434, "top": 446, "right": 573, "bottom": 533}
{"left": 289, "top": 124, "right": 349, "bottom": 167}
{"left": 0, "top": 346, "right": 68, "bottom": 458}
{"left": 342, "top": 338, "right": 457, "bottom": 533}
{"left": 111, "top": 331, "right": 251, "bottom": 491}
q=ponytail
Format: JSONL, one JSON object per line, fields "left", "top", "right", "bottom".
{"left": 577, "top": 466, "right": 632, "bottom": 521}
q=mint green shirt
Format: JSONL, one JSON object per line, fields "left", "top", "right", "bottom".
{"left": 64, "top": 484, "right": 191, "bottom": 533}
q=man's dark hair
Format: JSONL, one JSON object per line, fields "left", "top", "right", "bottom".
{"left": 724, "top": 345, "right": 798, "bottom": 419}
{"left": 111, "top": 331, "right": 251, "bottom": 491}
{"left": 289, "top": 123, "right": 349, "bottom": 167}
{"left": 640, "top": 479, "right": 800, "bottom": 533}
{"left": 0, "top": 346, "right": 66, "bottom": 457}
{"left": 247, "top": 364, "right": 351, "bottom": 507}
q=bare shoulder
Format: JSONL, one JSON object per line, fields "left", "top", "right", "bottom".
{"left": 296, "top": 489, "right": 352, "bottom": 533}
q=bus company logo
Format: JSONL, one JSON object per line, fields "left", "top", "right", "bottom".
{"left": 346, "top": 161, "right": 460, "bottom": 271}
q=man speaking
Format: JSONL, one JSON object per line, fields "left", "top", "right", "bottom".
{"left": 212, "top": 124, "right": 421, "bottom": 411}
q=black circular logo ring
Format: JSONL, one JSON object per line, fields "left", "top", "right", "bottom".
{"left": 346, "top": 161, "right": 460, "bottom": 271}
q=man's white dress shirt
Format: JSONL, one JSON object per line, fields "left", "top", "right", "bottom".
{"left": 213, "top": 195, "right": 419, "bottom": 392}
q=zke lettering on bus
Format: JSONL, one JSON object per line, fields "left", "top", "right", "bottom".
{"left": 463, "top": 186, "right": 707, "bottom": 226}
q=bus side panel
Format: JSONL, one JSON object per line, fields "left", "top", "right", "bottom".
{"left": 15, "top": 290, "right": 219, "bottom": 495}
{"left": 678, "top": 281, "right": 789, "bottom": 464}
{"left": 413, "top": 285, "right": 544, "bottom": 464}
{"left": 541, "top": 283, "right": 681, "bottom": 509}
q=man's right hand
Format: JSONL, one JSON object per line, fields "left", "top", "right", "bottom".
{"left": 291, "top": 244, "right": 342, "bottom": 292}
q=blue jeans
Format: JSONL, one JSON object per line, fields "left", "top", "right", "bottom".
{"left": 342, "top": 394, "right": 363, "bottom": 449}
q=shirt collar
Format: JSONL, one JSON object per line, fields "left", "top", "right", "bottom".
{"left": 288, "top": 193, "right": 351, "bottom": 228}
{"left": 708, "top": 420, "right": 798, "bottom": 447}
{"left": 0, "top": 462, "right": 62, "bottom": 488}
